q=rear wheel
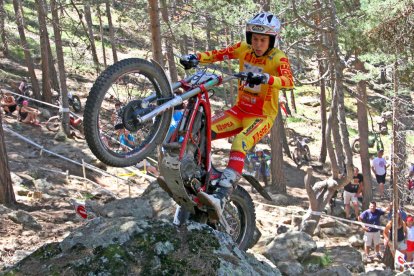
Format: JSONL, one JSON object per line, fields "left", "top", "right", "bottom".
{"left": 352, "top": 138, "right": 360, "bottom": 154}
{"left": 46, "top": 116, "right": 60, "bottom": 132}
{"left": 217, "top": 186, "right": 256, "bottom": 250}
{"left": 84, "top": 58, "right": 173, "bottom": 167}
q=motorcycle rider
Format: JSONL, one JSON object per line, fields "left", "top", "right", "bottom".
{"left": 180, "top": 12, "right": 294, "bottom": 220}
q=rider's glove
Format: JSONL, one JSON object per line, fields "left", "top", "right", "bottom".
{"left": 246, "top": 72, "right": 270, "bottom": 88}
{"left": 179, "top": 54, "right": 199, "bottom": 70}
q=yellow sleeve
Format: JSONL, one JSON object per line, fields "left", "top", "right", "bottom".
{"left": 197, "top": 42, "right": 246, "bottom": 63}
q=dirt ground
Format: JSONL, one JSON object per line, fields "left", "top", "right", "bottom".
{"left": 0, "top": 98, "right": 409, "bottom": 274}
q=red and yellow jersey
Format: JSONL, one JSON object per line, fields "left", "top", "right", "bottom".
{"left": 197, "top": 41, "right": 294, "bottom": 117}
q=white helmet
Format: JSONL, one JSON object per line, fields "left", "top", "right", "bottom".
{"left": 246, "top": 12, "right": 281, "bottom": 48}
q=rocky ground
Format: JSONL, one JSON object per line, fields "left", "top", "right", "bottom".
{"left": 0, "top": 102, "right": 411, "bottom": 275}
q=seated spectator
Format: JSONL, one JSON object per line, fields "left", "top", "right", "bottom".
{"left": 136, "top": 159, "right": 159, "bottom": 176}
{"left": 409, "top": 164, "right": 414, "bottom": 178}
{"left": 1, "top": 92, "right": 18, "bottom": 116}
{"left": 19, "top": 100, "right": 40, "bottom": 125}
{"left": 383, "top": 212, "right": 407, "bottom": 256}
{"left": 118, "top": 128, "right": 135, "bottom": 151}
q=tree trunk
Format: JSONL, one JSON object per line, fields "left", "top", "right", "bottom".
{"left": 326, "top": 108, "right": 340, "bottom": 178}
{"left": 206, "top": 16, "right": 212, "bottom": 50}
{"left": 270, "top": 110, "right": 286, "bottom": 193}
{"left": 36, "top": 0, "right": 53, "bottom": 103}
{"left": 0, "top": 0, "right": 8, "bottom": 56}
{"left": 354, "top": 57, "right": 372, "bottom": 209}
{"left": 328, "top": 0, "right": 353, "bottom": 177}
{"left": 318, "top": 73, "right": 327, "bottom": 163}
{"left": 0, "top": 113, "right": 16, "bottom": 205}
{"left": 84, "top": 3, "right": 100, "bottom": 72}
{"left": 50, "top": 0, "right": 70, "bottom": 135}
{"left": 97, "top": 4, "right": 107, "bottom": 68}
{"left": 37, "top": 0, "right": 59, "bottom": 92}
{"left": 160, "top": 0, "right": 178, "bottom": 82}
{"left": 148, "top": 0, "right": 163, "bottom": 66}
{"left": 313, "top": 0, "right": 327, "bottom": 163}
{"left": 105, "top": 1, "right": 118, "bottom": 63}
{"left": 13, "top": 0, "right": 41, "bottom": 99}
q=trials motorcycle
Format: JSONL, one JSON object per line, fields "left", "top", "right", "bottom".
{"left": 83, "top": 58, "right": 271, "bottom": 250}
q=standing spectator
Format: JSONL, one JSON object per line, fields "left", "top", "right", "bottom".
{"left": 387, "top": 201, "right": 408, "bottom": 222}
{"left": 344, "top": 167, "right": 363, "bottom": 220}
{"left": 406, "top": 216, "right": 414, "bottom": 262}
{"left": 383, "top": 212, "right": 407, "bottom": 257}
{"left": 371, "top": 149, "right": 388, "bottom": 199}
{"left": 359, "top": 201, "right": 388, "bottom": 262}
{"left": 409, "top": 163, "right": 414, "bottom": 178}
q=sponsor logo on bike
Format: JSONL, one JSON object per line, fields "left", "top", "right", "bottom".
{"left": 253, "top": 123, "right": 270, "bottom": 143}
{"left": 217, "top": 121, "right": 234, "bottom": 131}
{"left": 242, "top": 118, "right": 262, "bottom": 136}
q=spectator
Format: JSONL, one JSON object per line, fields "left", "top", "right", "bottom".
{"left": 408, "top": 177, "right": 414, "bottom": 191}
{"left": 112, "top": 102, "right": 123, "bottom": 130}
{"left": 359, "top": 201, "right": 388, "bottom": 262}
{"left": 406, "top": 216, "right": 414, "bottom": 262}
{"left": 19, "top": 100, "right": 40, "bottom": 125}
{"left": 343, "top": 167, "right": 363, "bottom": 220}
{"left": 371, "top": 149, "right": 388, "bottom": 199}
{"left": 409, "top": 164, "right": 414, "bottom": 177}
{"left": 1, "top": 92, "right": 18, "bottom": 116}
{"left": 136, "top": 159, "right": 159, "bottom": 176}
{"left": 118, "top": 128, "right": 135, "bottom": 151}
{"left": 383, "top": 212, "right": 407, "bottom": 257}
{"left": 387, "top": 201, "right": 408, "bottom": 222}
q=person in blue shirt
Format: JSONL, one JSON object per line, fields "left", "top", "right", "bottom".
{"left": 119, "top": 128, "right": 135, "bottom": 151}
{"left": 387, "top": 201, "right": 407, "bottom": 222}
{"left": 358, "top": 201, "right": 389, "bottom": 262}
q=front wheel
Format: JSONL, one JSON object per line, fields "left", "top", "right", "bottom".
{"left": 304, "top": 145, "right": 311, "bottom": 161}
{"left": 84, "top": 58, "right": 173, "bottom": 167}
{"left": 218, "top": 186, "right": 256, "bottom": 250}
{"left": 292, "top": 148, "right": 302, "bottom": 165}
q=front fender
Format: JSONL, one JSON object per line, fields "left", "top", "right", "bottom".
{"left": 242, "top": 174, "right": 272, "bottom": 201}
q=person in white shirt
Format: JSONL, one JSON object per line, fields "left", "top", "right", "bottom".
{"left": 371, "top": 149, "right": 388, "bottom": 199}
{"left": 406, "top": 216, "right": 414, "bottom": 262}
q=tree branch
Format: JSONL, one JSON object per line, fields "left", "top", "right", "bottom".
{"left": 291, "top": 0, "right": 331, "bottom": 33}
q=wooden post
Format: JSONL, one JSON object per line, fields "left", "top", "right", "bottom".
{"left": 391, "top": 61, "right": 399, "bottom": 254}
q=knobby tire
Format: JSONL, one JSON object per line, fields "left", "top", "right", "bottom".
{"left": 84, "top": 58, "right": 172, "bottom": 167}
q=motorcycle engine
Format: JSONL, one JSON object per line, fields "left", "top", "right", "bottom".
{"left": 180, "top": 144, "right": 202, "bottom": 182}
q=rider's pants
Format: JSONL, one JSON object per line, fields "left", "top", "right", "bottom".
{"left": 211, "top": 105, "right": 275, "bottom": 174}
